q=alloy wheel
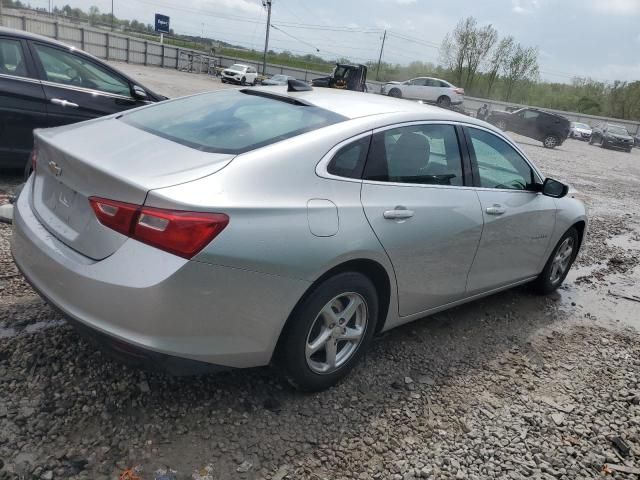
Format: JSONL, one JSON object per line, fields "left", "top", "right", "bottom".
{"left": 305, "top": 292, "right": 368, "bottom": 374}
{"left": 544, "top": 136, "right": 558, "bottom": 148}
{"left": 549, "top": 237, "right": 574, "bottom": 284}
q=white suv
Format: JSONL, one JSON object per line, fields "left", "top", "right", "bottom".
{"left": 381, "top": 77, "right": 464, "bottom": 107}
{"left": 221, "top": 64, "right": 258, "bottom": 85}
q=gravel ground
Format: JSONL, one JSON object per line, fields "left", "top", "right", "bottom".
{"left": 1, "top": 104, "right": 640, "bottom": 479}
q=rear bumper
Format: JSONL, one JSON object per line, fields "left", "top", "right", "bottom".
{"left": 11, "top": 181, "right": 310, "bottom": 369}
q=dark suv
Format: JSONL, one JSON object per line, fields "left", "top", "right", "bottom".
{"left": 589, "top": 123, "right": 634, "bottom": 152}
{"left": 487, "top": 107, "right": 570, "bottom": 149}
{"left": 0, "top": 27, "right": 165, "bottom": 170}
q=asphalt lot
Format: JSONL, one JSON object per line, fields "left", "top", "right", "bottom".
{"left": 1, "top": 65, "right": 640, "bottom": 480}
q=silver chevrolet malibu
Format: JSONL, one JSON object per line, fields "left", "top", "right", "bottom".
{"left": 12, "top": 83, "right": 587, "bottom": 391}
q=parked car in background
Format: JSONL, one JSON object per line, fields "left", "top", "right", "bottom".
{"left": 0, "top": 27, "right": 165, "bottom": 170}
{"left": 589, "top": 123, "right": 634, "bottom": 152}
{"left": 487, "top": 107, "right": 570, "bottom": 149}
{"left": 569, "top": 122, "right": 592, "bottom": 141}
{"left": 221, "top": 64, "right": 258, "bottom": 85}
{"left": 261, "top": 74, "right": 295, "bottom": 85}
{"left": 12, "top": 85, "right": 587, "bottom": 391}
{"left": 381, "top": 77, "right": 464, "bottom": 107}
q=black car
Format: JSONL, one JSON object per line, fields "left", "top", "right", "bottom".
{"left": 487, "top": 107, "right": 570, "bottom": 149}
{"left": 311, "top": 63, "right": 368, "bottom": 92}
{"left": 589, "top": 123, "right": 634, "bottom": 152}
{"left": 0, "top": 27, "right": 165, "bottom": 170}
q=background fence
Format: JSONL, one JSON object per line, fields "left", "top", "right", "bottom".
{"left": 2, "top": 8, "right": 639, "bottom": 134}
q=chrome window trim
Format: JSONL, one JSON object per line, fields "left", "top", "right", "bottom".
{"left": 40, "top": 80, "right": 134, "bottom": 101}
{"left": 0, "top": 72, "right": 41, "bottom": 84}
{"left": 316, "top": 120, "right": 545, "bottom": 194}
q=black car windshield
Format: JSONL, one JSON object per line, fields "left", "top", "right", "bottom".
{"left": 121, "top": 90, "right": 346, "bottom": 154}
{"left": 607, "top": 125, "right": 629, "bottom": 135}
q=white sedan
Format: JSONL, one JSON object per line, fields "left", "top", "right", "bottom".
{"left": 381, "top": 77, "right": 464, "bottom": 107}
{"left": 221, "top": 64, "right": 258, "bottom": 85}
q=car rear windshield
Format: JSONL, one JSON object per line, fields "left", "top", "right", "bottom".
{"left": 121, "top": 90, "right": 346, "bottom": 154}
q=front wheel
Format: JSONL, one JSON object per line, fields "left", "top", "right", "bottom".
{"left": 531, "top": 228, "right": 579, "bottom": 294}
{"left": 543, "top": 134, "right": 559, "bottom": 149}
{"left": 388, "top": 88, "right": 402, "bottom": 98}
{"left": 277, "top": 272, "right": 378, "bottom": 391}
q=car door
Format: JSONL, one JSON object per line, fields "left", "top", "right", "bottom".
{"left": 360, "top": 123, "right": 483, "bottom": 317}
{"left": 0, "top": 35, "right": 48, "bottom": 167}
{"left": 404, "top": 78, "right": 425, "bottom": 99}
{"left": 28, "top": 41, "right": 145, "bottom": 126}
{"left": 464, "top": 126, "right": 556, "bottom": 294}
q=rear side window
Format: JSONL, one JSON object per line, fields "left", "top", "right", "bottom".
{"left": 122, "top": 90, "right": 346, "bottom": 154}
{"left": 363, "top": 124, "right": 464, "bottom": 186}
{"left": 0, "top": 38, "right": 28, "bottom": 78}
{"left": 327, "top": 136, "right": 370, "bottom": 178}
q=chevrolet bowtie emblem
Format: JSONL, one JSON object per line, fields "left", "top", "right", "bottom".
{"left": 48, "top": 160, "right": 62, "bottom": 176}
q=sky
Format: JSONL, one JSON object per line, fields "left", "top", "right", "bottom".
{"left": 28, "top": 0, "right": 640, "bottom": 83}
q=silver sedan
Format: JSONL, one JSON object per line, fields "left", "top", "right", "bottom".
{"left": 12, "top": 83, "right": 587, "bottom": 391}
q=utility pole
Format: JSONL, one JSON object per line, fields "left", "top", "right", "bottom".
{"left": 262, "top": 0, "right": 272, "bottom": 76}
{"left": 111, "top": 0, "right": 114, "bottom": 31}
{"left": 376, "top": 29, "right": 387, "bottom": 81}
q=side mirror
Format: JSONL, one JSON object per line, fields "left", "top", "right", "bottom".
{"left": 541, "top": 178, "right": 568, "bottom": 198}
{"left": 132, "top": 85, "right": 148, "bottom": 100}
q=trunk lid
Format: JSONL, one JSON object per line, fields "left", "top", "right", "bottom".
{"left": 31, "top": 117, "right": 234, "bottom": 260}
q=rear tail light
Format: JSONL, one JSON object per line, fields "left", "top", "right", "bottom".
{"left": 454, "top": 88, "right": 465, "bottom": 95}
{"left": 89, "top": 197, "right": 229, "bottom": 259}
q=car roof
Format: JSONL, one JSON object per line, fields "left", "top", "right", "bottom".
{"left": 250, "top": 86, "right": 483, "bottom": 123}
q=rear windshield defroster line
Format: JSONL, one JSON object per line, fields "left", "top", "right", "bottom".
{"left": 120, "top": 90, "right": 346, "bottom": 154}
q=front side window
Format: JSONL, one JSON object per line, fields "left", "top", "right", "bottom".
{"left": 410, "top": 78, "right": 427, "bottom": 86}
{"left": 468, "top": 127, "right": 535, "bottom": 190}
{"left": 363, "top": 124, "right": 464, "bottom": 186}
{"left": 327, "top": 136, "right": 370, "bottom": 179}
{"left": 122, "top": 90, "right": 346, "bottom": 154}
{"left": 33, "top": 43, "right": 130, "bottom": 96}
{"left": 0, "top": 38, "right": 29, "bottom": 78}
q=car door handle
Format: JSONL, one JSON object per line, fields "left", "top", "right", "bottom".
{"left": 485, "top": 204, "right": 506, "bottom": 215}
{"left": 383, "top": 208, "right": 415, "bottom": 220}
{"left": 51, "top": 98, "right": 79, "bottom": 108}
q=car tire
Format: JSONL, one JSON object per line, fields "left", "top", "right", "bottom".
{"left": 495, "top": 119, "right": 508, "bottom": 131}
{"left": 277, "top": 272, "right": 379, "bottom": 392}
{"left": 543, "top": 134, "right": 559, "bottom": 149}
{"left": 388, "top": 88, "right": 402, "bottom": 98}
{"left": 437, "top": 96, "right": 451, "bottom": 107}
{"left": 531, "top": 227, "right": 579, "bottom": 295}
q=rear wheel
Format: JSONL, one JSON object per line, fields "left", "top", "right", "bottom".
{"left": 531, "top": 227, "right": 579, "bottom": 294}
{"left": 277, "top": 272, "right": 378, "bottom": 391}
{"left": 388, "top": 88, "right": 402, "bottom": 98}
{"left": 543, "top": 134, "right": 559, "bottom": 149}
{"left": 437, "top": 95, "right": 451, "bottom": 107}
{"left": 495, "top": 119, "right": 508, "bottom": 131}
